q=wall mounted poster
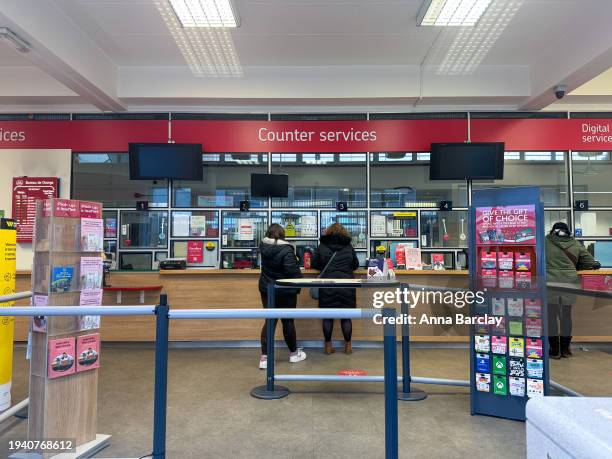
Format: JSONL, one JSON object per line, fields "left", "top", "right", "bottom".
{"left": 475, "top": 205, "right": 536, "bottom": 245}
{"left": 11, "top": 177, "right": 59, "bottom": 243}
{"left": 48, "top": 337, "right": 76, "bottom": 379}
{"left": 238, "top": 219, "right": 254, "bottom": 241}
{"left": 300, "top": 215, "right": 317, "bottom": 237}
{"left": 76, "top": 333, "right": 100, "bottom": 372}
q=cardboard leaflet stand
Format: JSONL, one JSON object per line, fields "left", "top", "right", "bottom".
{"left": 469, "top": 187, "right": 549, "bottom": 421}
{"left": 28, "top": 198, "right": 107, "bottom": 456}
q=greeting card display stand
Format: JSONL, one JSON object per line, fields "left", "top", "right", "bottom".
{"left": 468, "top": 187, "right": 550, "bottom": 421}
{"left": 26, "top": 199, "right": 109, "bottom": 457}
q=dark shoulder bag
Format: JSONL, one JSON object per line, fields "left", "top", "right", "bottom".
{"left": 309, "top": 251, "right": 337, "bottom": 300}
{"left": 550, "top": 239, "right": 580, "bottom": 268}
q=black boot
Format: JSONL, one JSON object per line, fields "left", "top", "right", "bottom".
{"left": 549, "top": 336, "right": 561, "bottom": 359}
{"left": 560, "top": 336, "right": 573, "bottom": 358}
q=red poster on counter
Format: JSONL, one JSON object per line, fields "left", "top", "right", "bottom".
{"left": 475, "top": 205, "right": 536, "bottom": 246}
{"left": 187, "top": 241, "right": 204, "bottom": 264}
{"left": 11, "top": 177, "right": 59, "bottom": 242}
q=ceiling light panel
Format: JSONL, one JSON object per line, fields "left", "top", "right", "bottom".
{"left": 418, "top": 0, "right": 492, "bottom": 27}
{"left": 156, "top": 0, "right": 243, "bottom": 77}
{"left": 169, "top": 0, "right": 238, "bottom": 28}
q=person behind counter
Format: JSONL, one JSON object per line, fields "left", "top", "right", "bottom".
{"left": 258, "top": 223, "right": 307, "bottom": 370}
{"left": 545, "top": 222, "right": 599, "bottom": 359}
{"left": 312, "top": 223, "right": 360, "bottom": 355}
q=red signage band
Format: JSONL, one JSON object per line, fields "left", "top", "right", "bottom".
{"left": 0, "top": 117, "right": 611, "bottom": 152}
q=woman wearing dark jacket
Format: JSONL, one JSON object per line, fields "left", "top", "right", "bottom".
{"left": 545, "top": 222, "right": 599, "bottom": 358}
{"left": 312, "top": 223, "right": 360, "bottom": 354}
{"left": 258, "top": 224, "right": 306, "bottom": 369}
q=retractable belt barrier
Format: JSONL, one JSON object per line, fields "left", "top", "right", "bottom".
{"left": 0, "top": 281, "right": 587, "bottom": 459}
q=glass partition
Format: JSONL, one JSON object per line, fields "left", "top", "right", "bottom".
{"left": 271, "top": 153, "right": 366, "bottom": 208}
{"left": 171, "top": 210, "right": 219, "bottom": 238}
{"left": 419, "top": 210, "right": 468, "bottom": 248}
{"left": 572, "top": 152, "right": 612, "bottom": 206}
{"left": 472, "top": 152, "right": 568, "bottom": 206}
{"left": 320, "top": 211, "right": 367, "bottom": 248}
{"left": 421, "top": 251, "right": 455, "bottom": 270}
{"left": 173, "top": 153, "right": 268, "bottom": 208}
{"left": 370, "top": 211, "right": 418, "bottom": 238}
{"left": 171, "top": 240, "right": 219, "bottom": 267}
{"left": 580, "top": 240, "right": 612, "bottom": 267}
{"left": 221, "top": 211, "right": 268, "bottom": 248}
{"left": 103, "top": 210, "right": 118, "bottom": 238}
{"left": 119, "top": 211, "right": 169, "bottom": 249}
{"left": 271, "top": 211, "right": 318, "bottom": 238}
{"left": 119, "top": 252, "right": 153, "bottom": 271}
{"left": 73, "top": 153, "right": 168, "bottom": 207}
{"left": 574, "top": 211, "right": 612, "bottom": 237}
{"left": 221, "top": 250, "right": 260, "bottom": 269}
{"left": 544, "top": 210, "right": 571, "bottom": 233}
{"left": 370, "top": 153, "right": 468, "bottom": 207}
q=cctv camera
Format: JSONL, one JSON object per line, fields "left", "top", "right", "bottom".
{"left": 554, "top": 85, "right": 567, "bottom": 100}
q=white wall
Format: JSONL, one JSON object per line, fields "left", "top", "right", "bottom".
{"left": 0, "top": 149, "right": 72, "bottom": 270}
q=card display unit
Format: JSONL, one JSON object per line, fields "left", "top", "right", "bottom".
{"left": 29, "top": 199, "right": 103, "bottom": 452}
{"left": 469, "top": 187, "right": 549, "bottom": 421}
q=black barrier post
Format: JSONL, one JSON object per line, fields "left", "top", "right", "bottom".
{"left": 250, "top": 281, "right": 290, "bottom": 399}
{"left": 383, "top": 307, "right": 399, "bottom": 459}
{"left": 153, "top": 294, "right": 169, "bottom": 459}
{"left": 398, "top": 283, "right": 427, "bottom": 401}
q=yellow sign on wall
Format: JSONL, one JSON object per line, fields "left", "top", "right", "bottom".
{"left": 0, "top": 218, "right": 16, "bottom": 411}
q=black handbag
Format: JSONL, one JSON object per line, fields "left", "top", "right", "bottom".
{"left": 309, "top": 251, "right": 337, "bottom": 300}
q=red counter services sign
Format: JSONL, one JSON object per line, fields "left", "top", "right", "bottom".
{"left": 1, "top": 117, "right": 612, "bottom": 152}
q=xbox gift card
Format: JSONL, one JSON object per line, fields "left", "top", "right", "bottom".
{"left": 493, "top": 375, "right": 508, "bottom": 395}
{"left": 492, "top": 355, "right": 506, "bottom": 375}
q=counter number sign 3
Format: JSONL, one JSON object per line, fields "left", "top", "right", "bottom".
{"left": 336, "top": 201, "right": 348, "bottom": 212}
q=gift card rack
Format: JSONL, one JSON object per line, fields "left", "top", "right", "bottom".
{"left": 469, "top": 187, "right": 550, "bottom": 421}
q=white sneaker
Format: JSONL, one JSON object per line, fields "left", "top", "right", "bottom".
{"left": 259, "top": 355, "right": 267, "bottom": 370}
{"left": 289, "top": 348, "right": 307, "bottom": 363}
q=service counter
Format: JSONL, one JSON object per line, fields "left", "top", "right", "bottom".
{"left": 13, "top": 269, "right": 612, "bottom": 343}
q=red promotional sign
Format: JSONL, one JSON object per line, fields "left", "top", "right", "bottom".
{"left": 471, "top": 118, "right": 612, "bottom": 151}
{"left": 186, "top": 241, "right": 204, "bottom": 264}
{"left": 12, "top": 177, "right": 59, "bottom": 243}
{"left": 475, "top": 205, "right": 536, "bottom": 246}
{"left": 170, "top": 119, "right": 468, "bottom": 152}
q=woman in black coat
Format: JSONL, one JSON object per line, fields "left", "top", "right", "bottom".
{"left": 312, "top": 223, "right": 360, "bottom": 354}
{"left": 258, "top": 224, "right": 306, "bottom": 369}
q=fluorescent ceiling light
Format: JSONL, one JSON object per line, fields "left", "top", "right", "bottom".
{"left": 169, "top": 0, "right": 238, "bottom": 28}
{"left": 0, "top": 27, "right": 31, "bottom": 53}
{"left": 156, "top": 1, "right": 243, "bottom": 77}
{"left": 418, "top": 0, "right": 492, "bottom": 26}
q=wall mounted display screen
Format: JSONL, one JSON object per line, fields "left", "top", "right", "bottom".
{"left": 251, "top": 173, "right": 289, "bottom": 198}
{"left": 430, "top": 142, "right": 504, "bottom": 180}
{"left": 129, "top": 143, "right": 203, "bottom": 180}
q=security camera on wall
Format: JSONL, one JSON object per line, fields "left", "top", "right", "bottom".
{"left": 553, "top": 85, "right": 567, "bottom": 100}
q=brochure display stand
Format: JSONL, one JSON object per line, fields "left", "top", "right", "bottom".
{"left": 28, "top": 199, "right": 105, "bottom": 455}
{"left": 468, "top": 187, "right": 549, "bottom": 421}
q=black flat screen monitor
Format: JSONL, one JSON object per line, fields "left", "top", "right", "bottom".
{"left": 429, "top": 142, "right": 504, "bottom": 180}
{"left": 129, "top": 143, "right": 203, "bottom": 180}
{"left": 251, "top": 173, "right": 289, "bottom": 198}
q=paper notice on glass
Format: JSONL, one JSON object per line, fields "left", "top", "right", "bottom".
{"left": 404, "top": 247, "right": 422, "bottom": 270}
{"left": 238, "top": 219, "right": 254, "bottom": 241}
{"left": 172, "top": 212, "right": 191, "bottom": 237}
{"left": 80, "top": 218, "right": 103, "bottom": 252}
{"left": 371, "top": 215, "right": 387, "bottom": 237}
{"left": 301, "top": 215, "right": 317, "bottom": 237}
{"left": 190, "top": 215, "right": 206, "bottom": 237}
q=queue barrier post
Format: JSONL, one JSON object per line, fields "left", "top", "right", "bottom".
{"left": 383, "top": 307, "right": 399, "bottom": 459}
{"left": 250, "top": 281, "right": 289, "bottom": 399}
{"left": 152, "top": 294, "right": 170, "bottom": 459}
{"left": 398, "top": 283, "right": 427, "bottom": 402}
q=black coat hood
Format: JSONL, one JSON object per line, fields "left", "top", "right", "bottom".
{"left": 319, "top": 233, "right": 352, "bottom": 251}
